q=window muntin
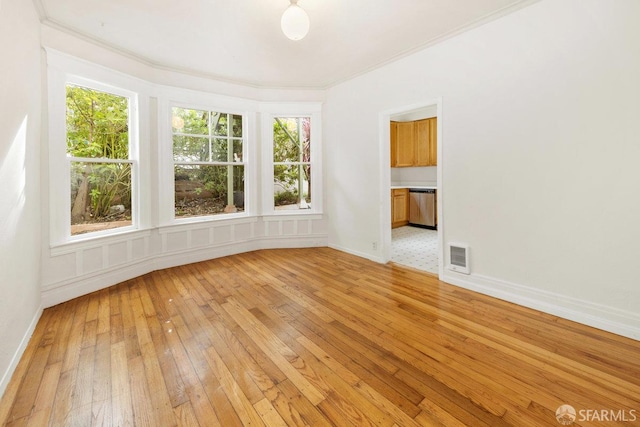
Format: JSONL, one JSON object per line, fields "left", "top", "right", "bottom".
{"left": 273, "top": 117, "right": 311, "bottom": 210}
{"left": 172, "top": 107, "right": 245, "bottom": 218}
{"left": 66, "top": 84, "right": 134, "bottom": 236}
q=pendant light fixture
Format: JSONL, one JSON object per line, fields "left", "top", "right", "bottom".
{"left": 281, "top": 0, "right": 310, "bottom": 41}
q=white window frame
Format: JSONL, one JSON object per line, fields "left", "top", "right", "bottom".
{"left": 261, "top": 103, "right": 323, "bottom": 216}
{"left": 156, "top": 86, "right": 258, "bottom": 226}
{"left": 169, "top": 103, "right": 249, "bottom": 222}
{"left": 46, "top": 50, "right": 149, "bottom": 246}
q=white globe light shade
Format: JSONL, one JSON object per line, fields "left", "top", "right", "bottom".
{"left": 281, "top": 3, "right": 310, "bottom": 41}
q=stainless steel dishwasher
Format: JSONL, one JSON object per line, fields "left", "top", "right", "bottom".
{"left": 409, "top": 189, "right": 436, "bottom": 229}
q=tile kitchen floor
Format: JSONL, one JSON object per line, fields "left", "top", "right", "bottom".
{"left": 391, "top": 225, "right": 439, "bottom": 274}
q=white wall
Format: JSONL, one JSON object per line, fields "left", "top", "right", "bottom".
{"left": 0, "top": 0, "right": 43, "bottom": 396}
{"left": 324, "top": 0, "right": 640, "bottom": 339}
{"left": 391, "top": 166, "right": 437, "bottom": 187}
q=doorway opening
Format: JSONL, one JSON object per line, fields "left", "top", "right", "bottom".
{"left": 379, "top": 100, "right": 443, "bottom": 277}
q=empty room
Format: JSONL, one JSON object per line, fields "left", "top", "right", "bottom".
{"left": 1, "top": 0, "right": 639, "bottom": 425}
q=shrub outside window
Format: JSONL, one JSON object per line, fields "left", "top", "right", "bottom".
{"left": 172, "top": 107, "right": 245, "bottom": 219}
{"left": 273, "top": 117, "right": 311, "bottom": 210}
{"left": 66, "top": 84, "right": 134, "bottom": 236}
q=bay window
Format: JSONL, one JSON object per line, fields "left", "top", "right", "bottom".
{"left": 49, "top": 52, "right": 322, "bottom": 250}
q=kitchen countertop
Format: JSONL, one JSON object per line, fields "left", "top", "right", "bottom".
{"left": 390, "top": 185, "right": 437, "bottom": 190}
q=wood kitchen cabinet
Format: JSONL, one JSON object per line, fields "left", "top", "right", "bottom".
{"left": 391, "top": 188, "right": 409, "bottom": 228}
{"left": 391, "top": 121, "right": 415, "bottom": 167}
{"left": 414, "top": 119, "right": 430, "bottom": 166}
{"left": 390, "top": 117, "right": 437, "bottom": 167}
{"left": 390, "top": 121, "right": 398, "bottom": 167}
{"left": 428, "top": 117, "right": 437, "bottom": 166}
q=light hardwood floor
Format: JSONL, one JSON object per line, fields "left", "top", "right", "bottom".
{"left": 1, "top": 248, "right": 639, "bottom": 426}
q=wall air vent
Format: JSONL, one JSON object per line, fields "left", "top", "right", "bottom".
{"left": 448, "top": 243, "right": 470, "bottom": 274}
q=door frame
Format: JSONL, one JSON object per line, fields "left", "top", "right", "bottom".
{"left": 378, "top": 97, "right": 444, "bottom": 278}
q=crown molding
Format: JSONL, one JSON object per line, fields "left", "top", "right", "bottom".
{"left": 34, "top": 0, "right": 541, "bottom": 90}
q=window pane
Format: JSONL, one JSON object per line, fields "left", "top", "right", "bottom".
{"left": 273, "top": 117, "right": 310, "bottom": 163}
{"left": 211, "top": 113, "right": 242, "bottom": 137}
{"left": 231, "top": 115, "right": 243, "bottom": 138}
{"left": 66, "top": 85, "right": 129, "bottom": 159}
{"left": 213, "top": 113, "right": 227, "bottom": 136}
{"left": 212, "top": 138, "right": 229, "bottom": 162}
{"left": 233, "top": 139, "right": 243, "bottom": 162}
{"left": 173, "top": 135, "right": 209, "bottom": 162}
{"left": 172, "top": 107, "right": 208, "bottom": 135}
{"left": 70, "top": 161, "right": 132, "bottom": 235}
{"left": 274, "top": 164, "right": 311, "bottom": 210}
{"left": 210, "top": 138, "right": 244, "bottom": 163}
{"left": 175, "top": 165, "right": 245, "bottom": 218}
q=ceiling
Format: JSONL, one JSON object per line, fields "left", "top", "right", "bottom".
{"left": 35, "top": 0, "right": 535, "bottom": 89}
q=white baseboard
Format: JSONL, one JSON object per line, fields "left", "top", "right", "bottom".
{"left": 0, "top": 305, "right": 43, "bottom": 399}
{"left": 41, "top": 259, "right": 155, "bottom": 308}
{"left": 44, "top": 236, "right": 640, "bottom": 341}
{"left": 152, "top": 235, "right": 328, "bottom": 272}
{"left": 42, "top": 235, "right": 328, "bottom": 308}
{"left": 328, "top": 243, "right": 384, "bottom": 264}
{"left": 441, "top": 271, "right": 640, "bottom": 341}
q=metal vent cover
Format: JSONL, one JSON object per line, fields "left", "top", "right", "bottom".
{"left": 448, "top": 243, "right": 470, "bottom": 274}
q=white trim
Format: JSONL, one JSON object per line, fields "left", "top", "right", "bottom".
{"left": 44, "top": 48, "right": 153, "bottom": 90}
{"left": 158, "top": 216, "right": 258, "bottom": 233}
{"left": 0, "top": 305, "right": 43, "bottom": 399}
{"left": 262, "top": 213, "right": 324, "bottom": 221}
{"left": 259, "top": 102, "right": 322, "bottom": 114}
{"left": 67, "top": 157, "right": 134, "bottom": 165}
{"left": 328, "top": 243, "right": 384, "bottom": 264}
{"left": 159, "top": 94, "right": 259, "bottom": 226}
{"left": 157, "top": 95, "right": 174, "bottom": 226}
{"left": 441, "top": 271, "right": 640, "bottom": 341}
{"left": 46, "top": 49, "right": 152, "bottom": 246}
{"left": 64, "top": 224, "right": 139, "bottom": 245}
{"left": 42, "top": 258, "right": 155, "bottom": 308}
{"left": 170, "top": 212, "right": 252, "bottom": 225}
{"left": 42, "top": 235, "right": 328, "bottom": 308}
{"left": 435, "top": 101, "right": 444, "bottom": 278}
{"left": 260, "top": 103, "right": 323, "bottom": 216}
{"left": 169, "top": 107, "right": 249, "bottom": 221}
{"left": 50, "top": 229, "right": 152, "bottom": 255}
{"left": 37, "top": 2, "right": 540, "bottom": 90}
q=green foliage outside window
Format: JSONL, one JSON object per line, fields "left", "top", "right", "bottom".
{"left": 273, "top": 117, "right": 311, "bottom": 207}
{"left": 66, "top": 85, "right": 132, "bottom": 230}
{"left": 172, "top": 107, "right": 244, "bottom": 217}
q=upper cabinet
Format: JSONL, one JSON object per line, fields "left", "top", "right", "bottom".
{"left": 391, "top": 121, "right": 415, "bottom": 167}
{"left": 390, "top": 117, "right": 437, "bottom": 167}
{"left": 414, "top": 119, "right": 430, "bottom": 166}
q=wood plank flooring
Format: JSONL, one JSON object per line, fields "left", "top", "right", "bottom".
{"left": 1, "top": 247, "right": 639, "bottom": 426}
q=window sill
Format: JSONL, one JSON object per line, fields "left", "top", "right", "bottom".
{"left": 49, "top": 212, "right": 324, "bottom": 255}
{"left": 50, "top": 227, "right": 151, "bottom": 255}
{"left": 261, "top": 212, "right": 324, "bottom": 221}
{"left": 160, "top": 213, "right": 257, "bottom": 233}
